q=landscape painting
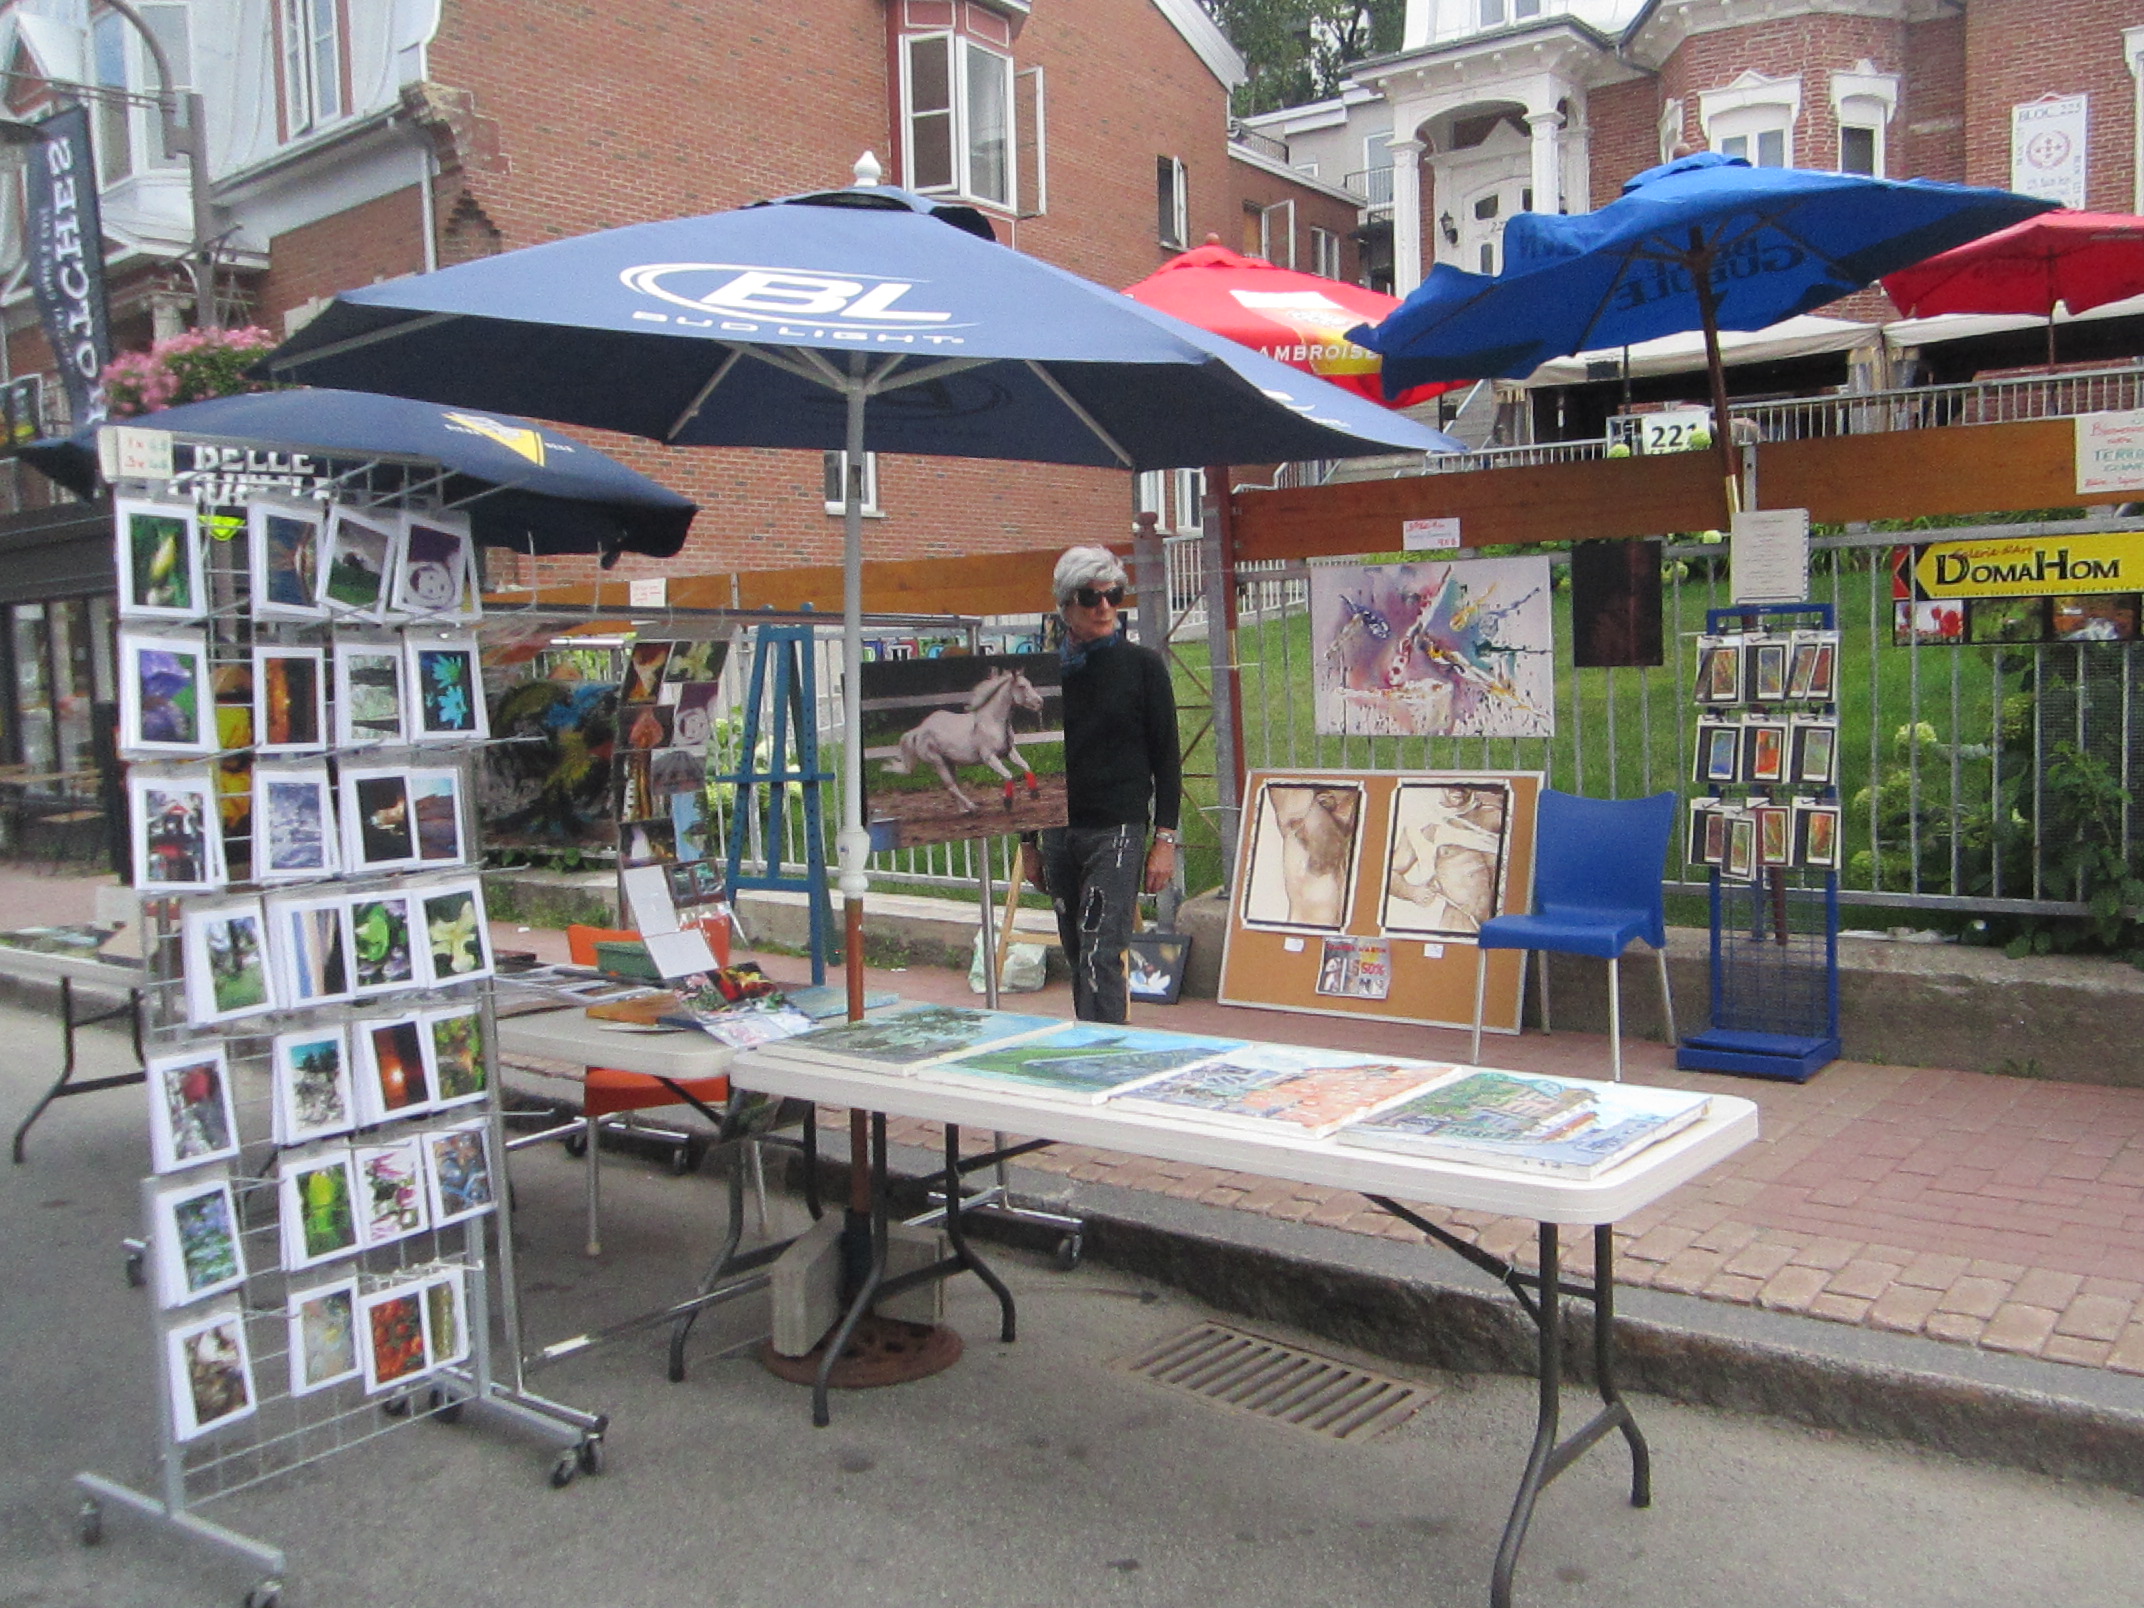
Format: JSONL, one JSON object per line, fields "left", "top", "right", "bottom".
{"left": 860, "top": 653, "right": 1065, "bottom": 851}
{"left": 923, "top": 1024, "right": 1245, "bottom": 1104}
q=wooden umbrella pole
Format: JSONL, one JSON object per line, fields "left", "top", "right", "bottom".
{"left": 1687, "top": 230, "right": 1742, "bottom": 519}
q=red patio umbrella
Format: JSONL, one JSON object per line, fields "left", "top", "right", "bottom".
{"left": 1882, "top": 209, "right": 2144, "bottom": 368}
{"left": 1124, "top": 240, "right": 1468, "bottom": 408}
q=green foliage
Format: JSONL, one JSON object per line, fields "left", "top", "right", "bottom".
{"left": 1202, "top": 1, "right": 1406, "bottom": 116}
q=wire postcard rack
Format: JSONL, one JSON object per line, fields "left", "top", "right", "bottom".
{"left": 84, "top": 437, "right": 606, "bottom": 1607}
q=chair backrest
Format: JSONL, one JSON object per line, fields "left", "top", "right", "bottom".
{"left": 565, "top": 919, "right": 732, "bottom": 970}
{"left": 1529, "top": 788, "right": 1676, "bottom": 946}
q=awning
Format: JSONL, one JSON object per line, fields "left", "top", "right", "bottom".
{"left": 1522, "top": 315, "right": 1880, "bottom": 386}
{"left": 1881, "top": 290, "right": 2144, "bottom": 353}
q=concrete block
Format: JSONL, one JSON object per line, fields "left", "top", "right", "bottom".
{"left": 769, "top": 1214, "right": 844, "bottom": 1357}
{"left": 875, "top": 1223, "right": 947, "bottom": 1327}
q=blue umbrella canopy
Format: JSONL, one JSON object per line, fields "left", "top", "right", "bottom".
{"left": 1351, "top": 153, "right": 2055, "bottom": 392}
{"left": 21, "top": 387, "right": 697, "bottom": 559}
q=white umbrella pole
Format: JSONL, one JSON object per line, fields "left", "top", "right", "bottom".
{"left": 838, "top": 373, "right": 875, "bottom": 1224}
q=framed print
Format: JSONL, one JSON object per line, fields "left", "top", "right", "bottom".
{"left": 145, "top": 1044, "right": 239, "bottom": 1174}
{"left": 1126, "top": 932, "right": 1189, "bottom": 1005}
{"left": 1694, "top": 638, "right": 1743, "bottom": 704}
{"left": 120, "top": 631, "right": 214, "bottom": 754}
{"left": 333, "top": 640, "right": 406, "bottom": 747}
{"left": 115, "top": 498, "right": 205, "bottom": 619}
{"left": 421, "top": 1266, "right": 471, "bottom": 1367}
{"left": 273, "top": 1024, "right": 356, "bottom": 1145}
{"left": 406, "top": 633, "right": 487, "bottom": 741}
{"left": 167, "top": 1306, "right": 256, "bottom": 1441}
{"left": 1240, "top": 778, "right": 1365, "bottom": 934}
{"left": 1381, "top": 779, "right": 1511, "bottom": 940}
{"left": 426, "top": 1007, "right": 489, "bottom": 1107}
{"left": 619, "top": 816, "right": 677, "bottom": 867}
{"left": 1796, "top": 801, "right": 1843, "bottom": 870}
{"left": 661, "top": 638, "right": 729, "bottom": 687}
{"left": 358, "top": 1281, "right": 431, "bottom": 1393}
{"left": 153, "top": 1173, "right": 248, "bottom": 1308}
{"left": 278, "top": 1148, "right": 361, "bottom": 1270}
{"left": 394, "top": 513, "right": 471, "bottom": 618}
{"left": 129, "top": 768, "right": 223, "bottom": 891}
{"left": 671, "top": 682, "right": 720, "bottom": 751}
{"left": 252, "top": 645, "right": 326, "bottom": 752}
{"left": 248, "top": 499, "right": 327, "bottom": 620}
{"left": 1724, "top": 812, "right": 1758, "bottom": 882}
{"left": 267, "top": 892, "right": 356, "bottom": 1006}
{"left": 408, "top": 767, "right": 466, "bottom": 865}
{"left": 1685, "top": 800, "right": 1718, "bottom": 867}
{"left": 1695, "top": 718, "right": 1741, "bottom": 785}
{"left": 422, "top": 1120, "right": 496, "bottom": 1227}
{"left": 1750, "top": 637, "right": 1788, "bottom": 703}
{"left": 181, "top": 899, "right": 277, "bottom": 1024}
{"left": 287, "top": 1278, "right": 361, "bottom": 1396}
{"left": 622, "top": 702, "right": 674, "bottom": 750}
{"left": 253, "top": 766, "right": 338, "bottom": 882}
{"left": 418, "top": 880, "right": 492, "bottom": 985}
{"left": 352, "top": 1137, "right": 430, "bottom": 1247}
{"left": 1792, "top": 719, "right": 1838, "bottom": 787}
{"left": 621, "top": 639, "right": 672, "bottom": 703}
{"left": 348, "top": 891, "right": 419, "bottom": 995}
{"left": 1756, "top": 803, "right": 1793, "bottom": 868}
{"left": 341, "top": 766, "right": 418, "bottom": 871}
{"left": 355, "top": 1015, "right": 434, "bottom": 1124}
{"left": 320, "top": 507, "right": 399, "bottom": 620}
{"left": 1702, "top": 806, "right": 1729, "bottom": 866}
{"left": 1743, "top": 721, "right": 1788, "bottom": 786}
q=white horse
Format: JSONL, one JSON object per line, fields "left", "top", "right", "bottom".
{"left": 883, "top": 668, "right": 1045, "bottom": 812}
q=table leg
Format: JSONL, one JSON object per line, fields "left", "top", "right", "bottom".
{"left": 1492, "top": 1223, "right": 1562, "bottom": 1608}
{"left": 666, "top": 1154, "right": 752, "bottom": 1382}
{"left": 940, "top": 1124, "right": 1016, "bottom": 1343}
{"left": 813, "top": 1113, "right": 890, "bottom": 1428}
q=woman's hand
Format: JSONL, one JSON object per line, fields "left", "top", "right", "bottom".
{"left": 1019, "top": 840, "right": 1044, "bottom": 894}
{"left": 1143, "top": 837, "right": 1176, "bottom": 895}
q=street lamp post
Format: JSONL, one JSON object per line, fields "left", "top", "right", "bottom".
{"left": 98, "top": 0, "right": 218, "bottom": 330}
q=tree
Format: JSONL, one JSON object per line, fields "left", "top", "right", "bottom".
{"left": 1203, "top": 2, "right": 1407, "bottom": 118}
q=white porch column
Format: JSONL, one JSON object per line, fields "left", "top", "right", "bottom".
{"left": 1526, "top": 108, "right": 1566, "bottom": 215}
{"left": 1390, "top": 137, "right": 1426, "bottom": 295}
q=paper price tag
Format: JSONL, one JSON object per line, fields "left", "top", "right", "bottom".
{"left": 1403, "top": 517, "right": 1461, "bottom": 551}
{"left": 629, "top": 577, "right": 667, "bottom": 607}
{"left": 101, "top": 425, "right": 174, "bottom": 482}
{"left": 1283, "top": 937, "right": 1305, "bottom": 953}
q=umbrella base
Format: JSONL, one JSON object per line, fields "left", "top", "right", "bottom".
{"left": 758, "top": 1315, "right": 964, "bottom": 1390}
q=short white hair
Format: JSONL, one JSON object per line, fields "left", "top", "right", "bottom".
{"left": 1053, "top": 545, "right": 1128, "bottom": 606}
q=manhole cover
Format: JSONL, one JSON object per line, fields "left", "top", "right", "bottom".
{"left": 1113, "top": 1322, "right": 1433, "bottom": 1441}
{"left": 760, "top": 1315, "right": 964, "bottom": 1390}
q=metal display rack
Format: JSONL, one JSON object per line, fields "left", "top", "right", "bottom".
{"left": 80, "top": 440, "right": 604, "bottom": 1606}
{"left": 1676, "top": 602, "right": 1843, "bottom": 1082}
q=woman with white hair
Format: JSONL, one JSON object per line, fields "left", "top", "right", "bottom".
{"left": 1018, "top": 544, "right": 1182, "bottom": 1023}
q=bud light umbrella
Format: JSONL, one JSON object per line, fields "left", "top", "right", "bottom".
{"left": 20, "top": 387, "right": 697, "bottom": 561}
{"left": 1882, "top": 210, "right": 2144, "bottom": 370}
{"left": 1350, "top": 152, "right": 2053, "bottom": 508}
{"left": 263, "top": 173, "right": 1461, "bottom": 1018}
{"left": 1122, "top": 239, "right": 1468, "bottom": 408}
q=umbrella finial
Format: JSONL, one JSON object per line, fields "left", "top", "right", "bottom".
{"left": 854, "top": 150, "right": 882, "bottom": 187}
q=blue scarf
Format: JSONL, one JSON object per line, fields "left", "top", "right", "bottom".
{"left": 1060, "top": 624, "right": 1121, "bottom": 676}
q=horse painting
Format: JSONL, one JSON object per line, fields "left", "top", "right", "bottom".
{"left": 880, "top": 667, "right": 1045, "bottom": 812}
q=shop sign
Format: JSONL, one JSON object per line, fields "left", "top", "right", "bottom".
{"left": 1900, "top": 529, "right": 2144, "bottom": 601}
{"left": 2011, "top": 94, "right": 2088, "bottom": 209}
{"left": 2076, "top": 410, "right": 2144, "bottom": 497}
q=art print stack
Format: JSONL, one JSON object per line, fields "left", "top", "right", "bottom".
{"left": 109, "top": 477, "right": 528, "bottom": 1543}
{"left": 1687, "top": 624, "right": 1842, "bottom": 881}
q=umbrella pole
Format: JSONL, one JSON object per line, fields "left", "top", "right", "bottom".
{"left": 838, "top": 375, "right": 875, "bottom": 1235}
{"left": 1688, "top": 235, "right": 1742, "bottom": 518}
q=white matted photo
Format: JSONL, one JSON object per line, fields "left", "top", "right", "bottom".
{"left": 271, "top": 1023, "right": 356, "bottom": 1145}
{"left": 119, "top": 631, "right": 214, "bottom": 755}
{"left": 353, "top": 1015, "right": 436, "bottom": 1126}
{"left": 394, "top": 512, "right": 473, "bottom": 619}
{"left": 333, "top": 639, "right": 406, "bottom": 747}
{"left": 407, "top": 767, "right": 466, "bottom": 866}
{"left": 129, "top": 768, "right": 223, "bottom": 891}
{"left": 145, "top": 1044, "right": 240, "bottom": 1175}
{"left": 319, "top": 507, "right": 400, "bottom": 621}
{"left": 347, "top": 889, "right": 421, "bottom": 995}
{"left": 253, "top": 766, "right": 339, "bottom": 882}
{"left": 421, "top": 1120, "right": 496, "bottom": 1228}
{"left": 420, "top": 1264, "right": 471, "bottom": 1366}
{"left": 153, "top": 1172, "right": 248, "bottom": 1309}
{"left": 416, "top": 878, "right": 493, "bottom": 985}
{"left": 1381, "top": 779, "right": 1513, "bottom": 941}
{"left": 166, "top": 1305, "right": 256, "bottom": 1441}
{"left": 251, "top": 644, "right": 327, "bottom": 753}
{"left": 278, "top": 1146, "right": 361, "bottom": 1271}
{"left": 1239, "top": 778, "right": 1366, "bottom": 934}
{"left": 115, "top": 498, "right": 206, "bottom": 620}
{"left": 266, "top": 891, "right": 356, "bottom": 1006}
{"left": 286, "top": 1277, "right": 361, "bottom": 1396}
{"left": 181, "top": 898, "right": 278, "bottom": 1024}
{"left": 248, "top": 498, "right": 327, "bottom": 620}
{"left": 352, "top": 1136, "right": 431, "bottom": 1248}
{"left": 405, "top": 633, "right": 488, "bottom": 742}
{"left": 339, "top": 764, "right": 419, "bottom": 871}
{"left": 425, "top": 1006, "right": 488, "bottom": 1108}
{"left": 357, "top": 1279, "right": 431, "bottom": 1393}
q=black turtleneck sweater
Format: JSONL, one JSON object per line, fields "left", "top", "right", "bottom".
{"left": 1060, "top": 631, "right": 1181, "bottom": 833}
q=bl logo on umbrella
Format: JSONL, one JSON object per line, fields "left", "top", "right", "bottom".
{"left": 620, "top": 263, "right": 967, "bottom": 332}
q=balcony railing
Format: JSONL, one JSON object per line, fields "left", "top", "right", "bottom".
{"left": 1344, "top": 166, "right": 1393, "bottom": 209}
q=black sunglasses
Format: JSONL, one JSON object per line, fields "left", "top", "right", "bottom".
{"left": 1073, "top": 585, "right": 1126, "bottom": 609}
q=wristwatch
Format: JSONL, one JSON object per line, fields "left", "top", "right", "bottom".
{"left": 1152, "top": 828, "right": 1181, "bottom": 845}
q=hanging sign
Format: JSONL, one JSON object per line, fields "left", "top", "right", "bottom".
{"left": 2076, "top": 410, "right": 2144, "bottom": 497}
{"left": 1730, "top": 508, "right": 1809, "bottom": 604}
{"left": 1900, "top": 529, "right": 2144, "bottom": 601}
{"left": 2011, "top": 94, "right": 2088, "bottom": 209}
{"left": 23, "top": 106, "right": 112, "bottom": 428}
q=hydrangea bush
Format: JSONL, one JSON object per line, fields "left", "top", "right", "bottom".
{"left": 100, "top": 326, "right": 278, "bottom": 418}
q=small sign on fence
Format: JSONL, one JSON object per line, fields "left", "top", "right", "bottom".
{"left": 2076, "top": 410, "right": 2144, "bottom": 498}
{"left": 1401, "top": 516, "right": 1460, "bottom": 551}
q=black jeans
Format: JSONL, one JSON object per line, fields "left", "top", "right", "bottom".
{"left": 1039, "top": 824, "right": 1142, "bottom": 1024}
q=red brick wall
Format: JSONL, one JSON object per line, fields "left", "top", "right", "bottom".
{"left": 1221, "top": 160, "right": 1364, "bottom": 279}
{"left": 254, "top": 186, "right": 432, "bottom": 333}
{"left": 1897, "top": 14, "right": 1967, "bottom": 184}
{"left": 1588, "top": 78, "right": 1663, "bottom": 199}
{"left": 1660, "top": 14, "right": 1906, "bottom": 175}
{"left": 1964, "top": 0, "right": 2139, "bottom": 210}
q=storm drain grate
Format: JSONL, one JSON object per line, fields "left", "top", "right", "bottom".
{"left": 1113, "top": 1322, "right": 1434, "bottom": 1442}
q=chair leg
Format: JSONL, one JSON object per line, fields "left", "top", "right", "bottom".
{"left": 1536, "top": 949, "right": 1553, "bottom": 1034}
{"left": 584, "top": 1113, "right": 603, "bottom": 1258}
{"left": 1606, "top": 955, "right": 1623, "bottom": 1083}
{"left": 1654, "top": 943, "right": 1678, "bottom": 1050}
{"left": 1470, "top": 945, "right": 1489, "bottom": 1066}
{"left": 749, "top": 1140, "right": 770, "bottom": 1236}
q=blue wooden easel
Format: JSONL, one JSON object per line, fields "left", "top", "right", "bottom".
{"left": 720, "top": 619, "right": 835, "bottom": 984}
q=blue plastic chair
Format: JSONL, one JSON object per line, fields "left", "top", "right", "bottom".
{"left": 1470, "top": 789, "right": 1679, "bottom": 1082}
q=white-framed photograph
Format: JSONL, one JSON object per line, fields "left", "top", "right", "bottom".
{"left": 424, "top": 1006, "right": 488, "bottom": 1109}
{"left": 251, "top": 644, "right": 327, "bottom": 754}
{"left": 129, "top": 768, "right": 223, "bottom": 891}
{"left": 339, "top": 764, "right": 419, "bottom": 871}
{"left": 405, "top": 632, "right": 488, "bottom": 742}
{"left": 265, "top": 891, "right": 356, "bottom": 1006}
{"left": 271, "top": 1023, "right": 356, "bottom": 1145}
{"left": 347, "top": 889, "right": 421, "bottom": 996}
{"left": 120, "top": 630, "right": 215, "bottom": 755}
{"left": 353, "top": 1014, "right": 436, "bottom": 1126}
{"left": 181, "top": 898, "right": 278, "bottom": 1025}
{"left": 166, "top": 1305, "right": 256, "bottom": 1441}
{"left": 319, "top": 507, "right": 400, "bottom": 621}
{"left": 115, "top": 497, "right": 206, "bottom": 620}
{"left": 407, "top": 766, "right": 466, "bottom": 866}
{"left": 253, "top": 765, "right": 339, "bottom": 882}
{"left": 352, "top": 1136, "right": 430, "bottom": 1248}
{"left": 357, "top": 1278, "right": 432, "bottom": 1393}
{"left": 416, "top": 878, "right": 492, "bottom": 986}
{"left": 153, "top": 1172, "right": 248, "bottom": 1309}
{"left": 278, "top": 1146, "right": 361, "bottom": 1271}
{"left": 145, "top": 1043, "right": 240, "bottom": 1175}
{"left": 421, "top": 1120, "right": 496, "bottom": 1228}
{"left": 286, "top": 1277, "right": 361, "bottom": 1396}
{"left": 333, "top": 639, "right": 406, "bottom": 747}
{"left": 394, "top": 512, "right": 473, "bottom": 619}
{"left": 247, "top": 497, "right": 328, "bottom": 620}
{"left": 419, "top": 1264, "right": 471, "bottom": 1366}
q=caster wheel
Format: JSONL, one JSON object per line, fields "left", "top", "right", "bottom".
{"left": 1054, "top": 1234, "right": 1084, "bottom": 1272}
{"left": 77, "top": 1498, "right": 102, "bottom": 1547}
{"left": 243, "top": 1580, "right": 283, "bottom": 1608}
{"left": 577, "top": 1436, "right": 605, "bottom": 1476}
{"left": 562, "top": 1130, "right": 588, "bottom": 1159}
{"left": 427, "top": 1389, "right": 464, "bottom": 1426}
{"left": 681, "top": 1137, "right": 709, "bottom": 1174}
{"left": 380, "top": 1394, "right": 412, "bottom": 1419}
{"left": 549, "top": 1453, "right": 578, "bottom": 1489}
{"left": 123, "top": 1251, "right": 145, "bottom": 1289}
{"left": 667, "top": 1145, "right": 693, "bottom": 1178}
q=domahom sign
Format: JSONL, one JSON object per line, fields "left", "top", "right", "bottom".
{"left": 1897, "top": 530, "right": 2144, "bottom": 601}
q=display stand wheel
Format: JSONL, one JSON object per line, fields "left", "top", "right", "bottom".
{"left": 76, "top": 1498, "right": 101, "bottom": 1546}
{"left": 549, "top": 1451, "right": 579, "bottom": 1489}
{"left": 576, "top": 1435, "right": 605, "bottom": 1476}
{"left": 561, "top": 1128, "right": 588, "bottom": 1159}
{"left": 667, "top": 1141, "right": 696, "bottom": 1177}
{"left": 426, "top": 1387, "right": 463, "bottom": 1426}
{"left": 243, "top": 1580, "right": 282, "bottom": 1608}
{"left": 1053, "top": 1234, "right": 1083, "bottom": 1271}
{"left": 122, "top": 1248, "right": 144, "bottom": 1288}
{"left": 757, "top": 1314, "right": 964, "bottom": 1390}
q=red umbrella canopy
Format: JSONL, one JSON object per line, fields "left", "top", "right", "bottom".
{"left": 1124, "top": 241, "right": 1467, "bottom": 408}
{"left": 1883, "top": 210, "right": 2144, "bottom": 316}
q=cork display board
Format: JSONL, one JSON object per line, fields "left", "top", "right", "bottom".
{"left": 1217, "top": 769, "right": 1542, "bottom": 1033}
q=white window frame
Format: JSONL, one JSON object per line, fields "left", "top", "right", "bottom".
{"left": 2125, "top": 26, "right": 2144, "bottom": 213}
{"left": 900, "top": 29, "right": 1017, "bottom": 211}
{"left": 1658, "top": 98, "right": 1684, "bottom": 164}
{"left": 1157, "top": 155, "right": 1187, "bottom": 249}
{"left": 1135, "top": 468, "right": 1203, "bottom": 535}
{"left": 1830, "top": 63, "right": 1898, "bottom": 178}
{"left": 1701, "top": 71, "right": 1802, "bottom": 169}
{"left": 92, "top": 9, "right": 133, "bottom": 186}
{"left": 1309, "top": 225, "right": 1341, "bottom": 279}
{"left": 279, "top": 0, "right": 345, "bottom": 141}
{"left": 823, "top": 451, "right": 881, "bottom": 517}
{"left": 1259, "top": 200, "right": 1296, "bottom": 268}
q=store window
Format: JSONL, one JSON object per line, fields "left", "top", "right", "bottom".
{"left": 11, "top": 604, "right": 53, "bottom": 775}
{"left": 900, "top": 5, "right": 1016, "bottom": 210}
{"left": 278, "top": 0, "right": 346, "bottom": 140}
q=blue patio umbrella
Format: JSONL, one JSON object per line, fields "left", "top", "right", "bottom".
{"left": 20, "top": 387, "right": 698, "bottom": 561}
{"left": 1351, "top": 152, "right": 2053, "bottom": 503}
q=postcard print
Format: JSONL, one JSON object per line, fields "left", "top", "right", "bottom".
{"left": 253, "top": 765, "right": 337, "bottom": 881}
{"left": 279, "top": 1148, "right": 361, "bottom": 1271}
{"left": 406, "top": 634, "right": 487, "bottom": 741}
{"left": 423, "top": 1121, "right": 496, "bottom": 1227}
{"left": 272, "top": 1024, "right": 355, "bottom": 1145}
{"left": 341, "top": 767, "right": 417, "bottom": 870}
{"left": 268, "top": 893, "right": 355, "bottom": 1006}
{"left": 129, "top": 769, "right": 222, "bottom": 891}
{"left": 116, "top": 498, "right": 205, "bottom": 619}
{"left": 333, "top": 640, "right": 406, "bottom": 747}
{"left": 357, "top": 1016, "right": 434, "bottom": 1125}
{"left": 320, "top": 508, "right": 398, "bottom": 618}
{"left": 120, "top": 631, "right": 214, "bottom": 754}
{"left": 418, "top": 880, "right": 492, "bottom": 984}
{"left": 167, "top": 1306, "right": 256, "bottom": 1441}
{"left": 252, "top": 645, "right": 326, "bottom": 753}
{"left": 395, "top": 516, "right": 470, "bottom": 617}
{"left": 287, "top": 1278, "right": 361, "bottom": 1396}
{"left": 358, "top": 1283, "right": 431, "bottom": 1393}
{"left": 1240, "top": 778, "right": 1364, "bottom": 934}
{"left": 407, "top": 768, "right": 466, "bottom": 865}
{"left": 349, "top": 892, "right": 419, "bottom": 995}
{"left": 145, "top": 1045, "right": 239, "bottom": 1175}
{"left": 426, "top": 1008, "right": 488, "bottom": 1107}
{"left": 421, "top": 1266, "right": 471, "bottom": 1367}
{"left": 352, "top": 1137, "right": 430, "bottom": 1247}
{"left": 181, "top": 899, "right": 276, "bottom": 1024}
{"left": 248, "top": 499, "right": 326, "bottom": 619}
{"left": 621, "top": 640, "right": 672, "bottom": 703}
{"left": 154, "top": 1174, "right": 247, "bottom": 1308}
